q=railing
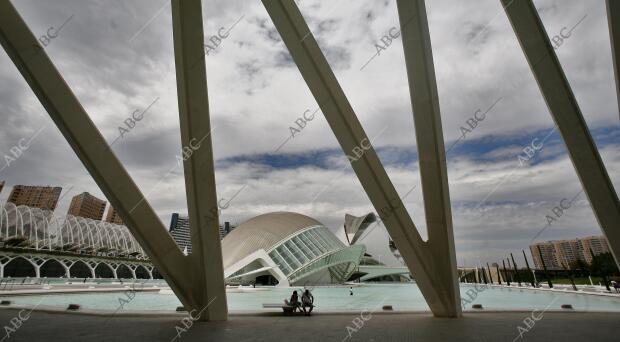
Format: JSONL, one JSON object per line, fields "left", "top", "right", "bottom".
{"left": 0, "top": 278, "right": 16, "bottom": 290}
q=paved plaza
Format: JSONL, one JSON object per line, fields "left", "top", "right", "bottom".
{"left": 0, "top": 309, "right": 618, "bottom": 341}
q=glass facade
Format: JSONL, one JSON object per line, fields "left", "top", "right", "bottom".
{"left": 265, "top": 225, "right": 364, "bottom": 283}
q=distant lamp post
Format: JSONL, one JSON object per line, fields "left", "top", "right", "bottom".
{"left": 537, "top": 245, "right": 553, "bottom": 289}
{"left": 522, "top": 249, "right": 535, "bottom": 287}
{"left": 510, "top": 253, "right": 522, "bottom": 287}
{"left": 486, "top": 262, "right": 493, "bottom": 285}
{"left": 502, "top": 260, "right": 510, "bottom": 287}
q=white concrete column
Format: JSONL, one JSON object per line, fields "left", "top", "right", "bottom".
{"left": 502, "top": 0, "right": 620, "bottom": 268}
{"left": 0, "top": 0, "right": 195, "bottom": 311}
{"left": 88, "top": 265, "right": 96, "bottom": 279}
{"left": 397, "top": 0, "right": 460, "bottom": 316}
{"left": 128, "top": 265, "right": 137, "bottom": 279}
{"left": 61, "top": 260, "right": 74, "bottom": 279}
{"left": 262, "top": 0, "right": 461, "bottom": 317}
{"left": 171, "top": 0, "right": 227, "bottom": 321}
{"left": 607, "top": 0, "right": 620, "bottom": 122}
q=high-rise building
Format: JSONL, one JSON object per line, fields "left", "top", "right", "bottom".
{"left": 168, "top": 213, "right": 236, "bottom": 254}
{"left": 0, "top": 180, "right": 5, "bottom": 194}
{"left": 579, "top": 235, "right": 611, "bottom": 264}
{"left": 169, "top": 213, "right": 191, "bottom": 254}
{"left": 67, "top": 192, "right": 107, "bottom": 220}
{"left": 530, "top": 235, "right": 611, "bottom": 270}
{"left": 7, "top": 185, "right": 62, "bottom": 210}
{"left": 221, "top": 221, "right": 236, "bottom": 239}
{"left": 105, "top": 205, "right": 124, "bottom": 225}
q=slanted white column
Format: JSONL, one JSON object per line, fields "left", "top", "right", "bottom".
{"left": 502, "top": 0, "right": 620, "bottom": 268}
{"left": 171, "top": 0, "right": 228, "bottom": 321}
{"left": 0, "top": 0, "right": 196, "bottom": 312}
{"left": 397, "top": 0, "right": 461, "bottom": 316}
{"left": 607, "top": 0, "right": 620, "bottom": 121}
{"left": 262, "top": 0, "right": 460, "bottom": 316}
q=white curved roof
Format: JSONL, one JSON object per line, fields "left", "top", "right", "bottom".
{"left": 221, "top": 212, "right": 323, "bottom": 269}
{"left": 344, "top": 213, "right": 377, "bottom": 245}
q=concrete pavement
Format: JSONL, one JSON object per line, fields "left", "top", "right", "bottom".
{"left": 0, "top": 309, "right": 618, "bottom": 341}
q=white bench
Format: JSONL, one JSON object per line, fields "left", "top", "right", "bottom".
{"left": 262, "top": 303, "right": 298, "bottom": 314}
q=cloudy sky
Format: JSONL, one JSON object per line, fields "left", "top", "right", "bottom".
{"left": 0, "top": 0, "right": 618, "bottom": 268}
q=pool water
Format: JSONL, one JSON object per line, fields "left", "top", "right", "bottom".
{"left": 4, "top": 283, "right": 620, "bottom": 312}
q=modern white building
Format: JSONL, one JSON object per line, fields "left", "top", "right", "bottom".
{"left": 222, "top": 212, "right": 366, "bottom": 286}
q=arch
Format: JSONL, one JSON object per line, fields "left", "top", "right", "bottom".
{"left": 110, "top": 225, "right": 125, "bottom": 254}
{"left": 100, "top": 222, "right": 115, "bottom": 252}
{"left": 116, "top": 264, "right": 133, "bottom": 279}
{"left": 94, "top": 263, "right": 115, "bottom": 278}
{"left": 4, "top": 256, "right": 36, "bottom": 277}
{"left": 40, "top": 259, "right": 66, "bottom": 277}
{"left": 134, "top": 265, "right": 150, "bottom": 279}
{"left": 69, "top": 260, "right": 92, "bottom": 278}
{"left": 84, "top": 219, "right": 100, "bottom": 252}
{"left": 76, "top": 217, "right": 95, "bottom": 252}
{"left": 0, "top": 204, "right": 9, "bottom": 240}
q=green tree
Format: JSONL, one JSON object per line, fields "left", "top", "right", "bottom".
{"left": 590, "top": 253, "right": 619, "bottom": 276}
{"left": 570, "top": 259, "right": 588, "bottom": 272}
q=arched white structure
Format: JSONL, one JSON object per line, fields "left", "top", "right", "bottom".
{"left": 0, "top": 204, "right": 145, "bottom": 258}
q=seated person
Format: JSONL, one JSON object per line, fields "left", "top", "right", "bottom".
{"left": 301, "top": 289, "right": 314, "bottom": 315}
{"left": 284, "top": 290, "right": 302, "bottom": 312}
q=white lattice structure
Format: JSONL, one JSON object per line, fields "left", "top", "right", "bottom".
{"left": 0, "top": 203, "right": 145, "bottom": 258}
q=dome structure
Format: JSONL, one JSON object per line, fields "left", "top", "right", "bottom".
{"left": 222, "top": 212, "right": 365, "bottom": 286}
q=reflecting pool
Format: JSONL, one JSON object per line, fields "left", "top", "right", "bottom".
{"left": 4, "top": 283, "right": 620, "bottom": 312}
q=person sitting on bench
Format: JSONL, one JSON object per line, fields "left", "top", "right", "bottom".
{"left": 285, "top": 290, "right": 302, "bottom": 312}
{"left": 301, "top": 289, "right": 314, "bottom": 315}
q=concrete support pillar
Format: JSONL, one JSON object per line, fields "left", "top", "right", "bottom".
{"left": 129, "top": 265, "right": 137, "bottom": 280}
{"left": 262, "top": 0, "right": 460, "bottom": 317}
{"left": 397, "top": 0, "right": 460, "bottom": 316}
{"left": 501, "top": 0, "right": 620, "bottom": 269}
{"left": 607, "top": 0, "right": 620, "bottom": 121}
{"left": 0, "top": 0, "right": 196, "bottom": 312}
{"left": 171, "top": 0, "right": 228, "bottom": 321}
{"left": 60, "top": 260, "right": 74, "bottom": 279}
{"left": 0, "top": 257, "right": 14, "bottom": 279}
{"left": 88, "top": 265, "right": 96, "bottom": 279}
